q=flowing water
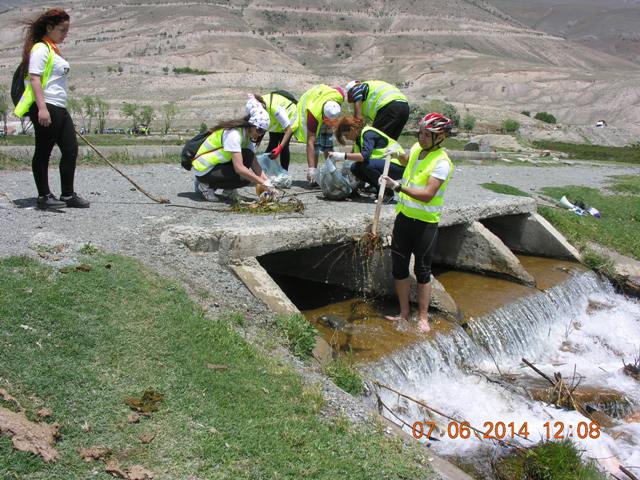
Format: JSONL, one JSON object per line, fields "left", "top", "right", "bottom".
{"left": 364, "top": 270, "right": 640, "bottom": 476}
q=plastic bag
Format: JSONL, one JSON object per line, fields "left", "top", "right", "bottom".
{"left": 341, "top": 160, "right": 360, "bottom": 190}
{"left": 256, "top": 152, "right": 292, "bottom": 188}
{"left": 317, "top": 157, "right": 352, "bottom": 200}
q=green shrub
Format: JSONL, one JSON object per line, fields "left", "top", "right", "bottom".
{"left": 581, "top": 248, "right": 617, "bottom": 278}
{"left": 324, "top": 355, "right": 364, "bottom": 395}
{"left": 274, "top": 313, "right": 317, "bottom": 359}
{"left": 199, "top": 122, "right": 208, "bottom": 134}
{"left": 532, "top": 141, "right": 640, "bottom": 164}
{"left": 520, "top": 110, "right": 530, "bottom": 117}
{"left": 462, "top": 114, "right": 476, "bottom": 132}
{"left": 79, "top": 242, "right": 98, "bottom": 255}
{"left": 173, "top": 66, "right": 210, "bottom": 75}
{"left": 502, "top": 119, "right": 520, "bottom": 133}
{"left": 535, "top": 111, "right": 557, "bottom": 124}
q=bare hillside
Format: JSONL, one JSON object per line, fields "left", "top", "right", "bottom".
{"left": 1, "top": 0, "right": 640, "bottom": 130}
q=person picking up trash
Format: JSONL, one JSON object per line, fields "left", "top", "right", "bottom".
{"left": 344, "top": 80, "right": 409, "bottom": 140}
{"left": 258, "top": 90, "right": 297, "bottom": 171}
{"left": 191, "top": 94, "right": 275, "bottom": 202}
{"left": 378, "top": 113, "right": 455, "bottom": 333}
{"left": 293, "top": 84, "right": 344, "bottom": 186}
{"left": 330, "top": 116, "right": 405, "bottom": 201}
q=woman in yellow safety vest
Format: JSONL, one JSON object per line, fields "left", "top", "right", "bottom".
{"left": 331, "top": 116, "right": 405, "bottom": 201}
{"left": 192, "top": 95, "right": 274, "bottom": 202}
{"left": 379, "top": 113, "right": 455, "bottom": 333}
{"left": 293, "top": 84, "right": 344, "bottom": 186}
{"left": 258, "top": 91, "right": 297, "bottom": 171}
{"left": 344, "top": 80, "right": 409, "bottom": 140}
{"left": 15, "top": 8, "right": 89, "bottom": 209}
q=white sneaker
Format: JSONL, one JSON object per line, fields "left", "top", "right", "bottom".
{"left": 219, "top": 189, "right": 240, "bottom": 202}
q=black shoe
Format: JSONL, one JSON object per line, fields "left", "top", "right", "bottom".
{"left": 60, "top": 193, "right": 90, "bottom": 208}
{"left": 36, "top": 194, "right": 66, "bottom": 209}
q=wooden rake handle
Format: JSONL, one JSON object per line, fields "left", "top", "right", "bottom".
{"left": 75, "top": 130, "right": 170, "bottom": 204}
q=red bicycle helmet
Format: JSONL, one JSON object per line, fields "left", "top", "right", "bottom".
{"left": 419, "top": 113, "right": 453, "bottom": 133}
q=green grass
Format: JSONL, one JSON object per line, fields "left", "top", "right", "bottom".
{"left": 0, "top": 255, "right": 430, "bottom": 479}
{"left": 494, "top": 440, "right": 606, "bottom": 480}
{"left": 480, "top": 182, "right": 531, "bottom": 197}
{"left": 0, "top": 150, "right": 181, "bottom": 170}
{"left": 323, "top": 356, "right": 364, "bottom": 396}
{"left": 532, "top": 140, "right": 640, "bottom": 164}
{"left": 398, "top": 134, "right": 465, "bottom": 151}
{"left": 606, "top": 174, "right": 640, "bottom": 195}
{"left": 538, "top": 181, "right": 640, "bottom": 260}
{"left": 274, "top": 313, "right": 318, "bottom": 359}
{"left": 1, "top": 134, "right": 184, "bottom": 147}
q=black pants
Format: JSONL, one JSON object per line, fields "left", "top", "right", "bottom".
{"left": 391, "top": 213, "right": 439, "bottom": 284}
{"left": 28, "top": 103, "right": 78, "bottom": 197}
{"left": 196, "top": 148, "right": 253, "bottom": 190}
{"left": 351, "top": 158, "right": 404, "bottom": 187}
{"left": 265, "top": 131, "right": 291, "bottom": 171}
{"left": 372, "top": 101, "right": 410, "bottom": 140}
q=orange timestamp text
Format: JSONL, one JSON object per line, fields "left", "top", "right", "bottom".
{"left": 411, "top": 420, "right": 601, "bottom": 441}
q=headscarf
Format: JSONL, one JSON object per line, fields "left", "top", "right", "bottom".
{"left": 245, "top": 94, "right": 269, "bottom": 130}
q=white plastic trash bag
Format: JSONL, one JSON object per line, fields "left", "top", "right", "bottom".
{"left": 256, "top": 153, "right": 292, "bottom": 188}
{"left": 341, "top": 160, "right": 360, "bottom": 190}
{"left": 317, "top": 157, "right": 352, "bottom": 200}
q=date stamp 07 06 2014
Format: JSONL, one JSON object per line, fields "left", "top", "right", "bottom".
{"left": 411, "top": 420, "right": 601, "bottom": 441}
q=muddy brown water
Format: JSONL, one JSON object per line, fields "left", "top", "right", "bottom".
{"left": 300, "top": 256, "right": 585, "bottom": 364}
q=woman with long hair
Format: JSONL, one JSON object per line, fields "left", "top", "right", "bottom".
{"left": 14, "top": 8, "right": 89, "bottom": 209}
{"left": 191, "top": 95, "right": 274, "bottom": 202}
{"left": 331, "top": 116, "right": 406, "bottom": 200}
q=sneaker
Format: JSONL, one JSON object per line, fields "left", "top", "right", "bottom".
{"left": 60, "top": 193, "right": 90, "bottom": 208}
{"left": 194, "top": 179, "right": 219, "bottom": 202}
{"left": 36, "top": 193, "right": 66, "bottom": 209}
{"left": 219, "top": 189, "right": 240, "bottom": 203}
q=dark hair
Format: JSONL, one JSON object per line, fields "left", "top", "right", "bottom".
{"left": 252, "top": 94, "right": 266, "bottom": 109}
{"left": 21, "top": 8, "right": 70, "bottom": 70}
{"left": 334, "top": 116, "right": 365, "bottom": 145}
{"left": 210, "top": 116, "right": 264, "bottom": 146}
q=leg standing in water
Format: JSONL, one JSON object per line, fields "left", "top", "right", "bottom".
{"left": 379, "top": 113, "right": 455, "bottom": 333}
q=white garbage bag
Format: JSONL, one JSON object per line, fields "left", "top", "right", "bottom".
{"left": 317, "top": 157, "right": 352, "bottom": 200}
{"left": 256, "top": 153, "right": 292, "bottom": 188}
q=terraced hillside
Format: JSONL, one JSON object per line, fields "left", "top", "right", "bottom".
{"left": 1, "top": 0, "right": 639, "bottom": 129}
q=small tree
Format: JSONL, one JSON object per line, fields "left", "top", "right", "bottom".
{"left": 462, "top": 114, "right": 476, "bottom": 132}
{"left": 161, "top": 102, "right": 177, "bottom": 135}
{"left": 67, "top": 97, "right": 85, "bottom": 130}
{"left": 95, "top": 98, "right": 109, "bottom": 133}
{"left": 121, "top": 102, "right": 140, "bottom": 129}
{"left": 83, "top": 96, "right": 96, "bottom": 133}
{"left": 199, "top": 122, "right": 208, "bottom": 133}
{"left": 502, "top": 119, "right": 520, "bottom": 133}
{"left": 534, "top": 111, "right": 557, "bottom": 124}
{"left": 140, "top": 105, "right": 155, "bottom": 128}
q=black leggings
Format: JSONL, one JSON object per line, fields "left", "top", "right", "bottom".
{"left": 391, "top": 212, "right": 439, "bottom": 284}
{"left": 196, "top": 148, "right": 253, "bottom": 190}
{"left": 372, "top": 101, "right": 410, "bottom": 140}
{"left": 28, "top": 103, "right": 78, "bottom": 197}
{"left": 265, "top": 131, "right": 291, "bottom": 170}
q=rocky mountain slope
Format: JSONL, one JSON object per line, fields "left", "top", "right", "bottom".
{"left": 1, "top": 0, "right": 639, "bottom": 131}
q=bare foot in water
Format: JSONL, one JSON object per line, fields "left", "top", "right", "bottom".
{"left": 417, "top": 319, "right": 431, "bottom": 333}
{"left": 384, "top": 314, "right": 409, "bottom": 322}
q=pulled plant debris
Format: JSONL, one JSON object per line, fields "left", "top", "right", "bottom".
{"left": 231, "top": 196, "right": 304, "bottom": 215}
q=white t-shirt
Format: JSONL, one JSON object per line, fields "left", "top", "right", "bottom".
{"left": 28, "top": 43, "right": 69, "bottom": 108}
{"left": 273, "top": 106, "right": 291, "bottom": 130}
{"left": 222, "top": 128, "right": 255, "bottom": 153}
{"left": 430, "top": 160, "right": 451, "bottom": 181}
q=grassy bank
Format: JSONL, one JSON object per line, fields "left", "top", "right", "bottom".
{"left": 0, "top": 254, "right": 431, "bottom": 479}
{"left": 1, "top": 134, "right": 184, "bottom": 147}
{"left": 532, "top": 140, "right": 640, "bottom": 164}
{"left": 0, "top": 150, "right": 181, "bottom": 170}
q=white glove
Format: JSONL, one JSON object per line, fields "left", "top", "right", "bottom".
{"left": 263, "top": 178, "right": 274, "bottom": 188}
{"left": 384, "top": 145, "right": 401, "bottom": 158}
{"left": 379, "top": 175, "right": 401, "bottom": 192}
{"left": 307, "top": 167, "right": 317, "bottom": 182}
{"left": 329, "top": 151, "right": 346, "bottom": 161}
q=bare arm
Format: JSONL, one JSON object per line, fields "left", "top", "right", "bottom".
{"left": 280, "top": 126, "right": 293, "bottom": 147}
{"left": 400, "top": 176, "right": 444, "bottom": 203}
{"left": 353, "top": 100, "right": 363, "bottom": 120}
{"left": 231, "top": 151, "right": 268, "bottom": 185}
{"left": 30, "top": 74, "right": 51, "bottom": 127}
{"left": 306, "top": 128, "right": 317, "bottom": 168}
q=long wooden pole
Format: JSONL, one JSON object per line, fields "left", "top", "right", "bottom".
{"left": 75, "top": 130, "right": 170, "bottom": 204}
{"left": 371, "top": 156, "right": 391, "bottom": 236}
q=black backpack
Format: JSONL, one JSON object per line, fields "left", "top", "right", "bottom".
{"left": 11, "top": 64, "right": 26, "bottom": 107}
{"left": 180, "top": 130, "right": 220, "bottom": 171}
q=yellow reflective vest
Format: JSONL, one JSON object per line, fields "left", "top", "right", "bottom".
{"left": 396, "top": 144, "right": 453, "bottom": 223}
{"left": 192, "top": 128, "right": 251, "bottom": 174}
{"left": 359, "top": 80, "right": 407, "bottom": 124}
{"left": 293, "top": 84, "right": 343, "bottom": 143}
{"left": 263, "top": 92, "right": 297, "bottom": 133}
{"left": 353, "top": 126, "right": 404, "bottom": 166}
{"left": 14, "top": 42, "right": 55, "bottom": 118}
